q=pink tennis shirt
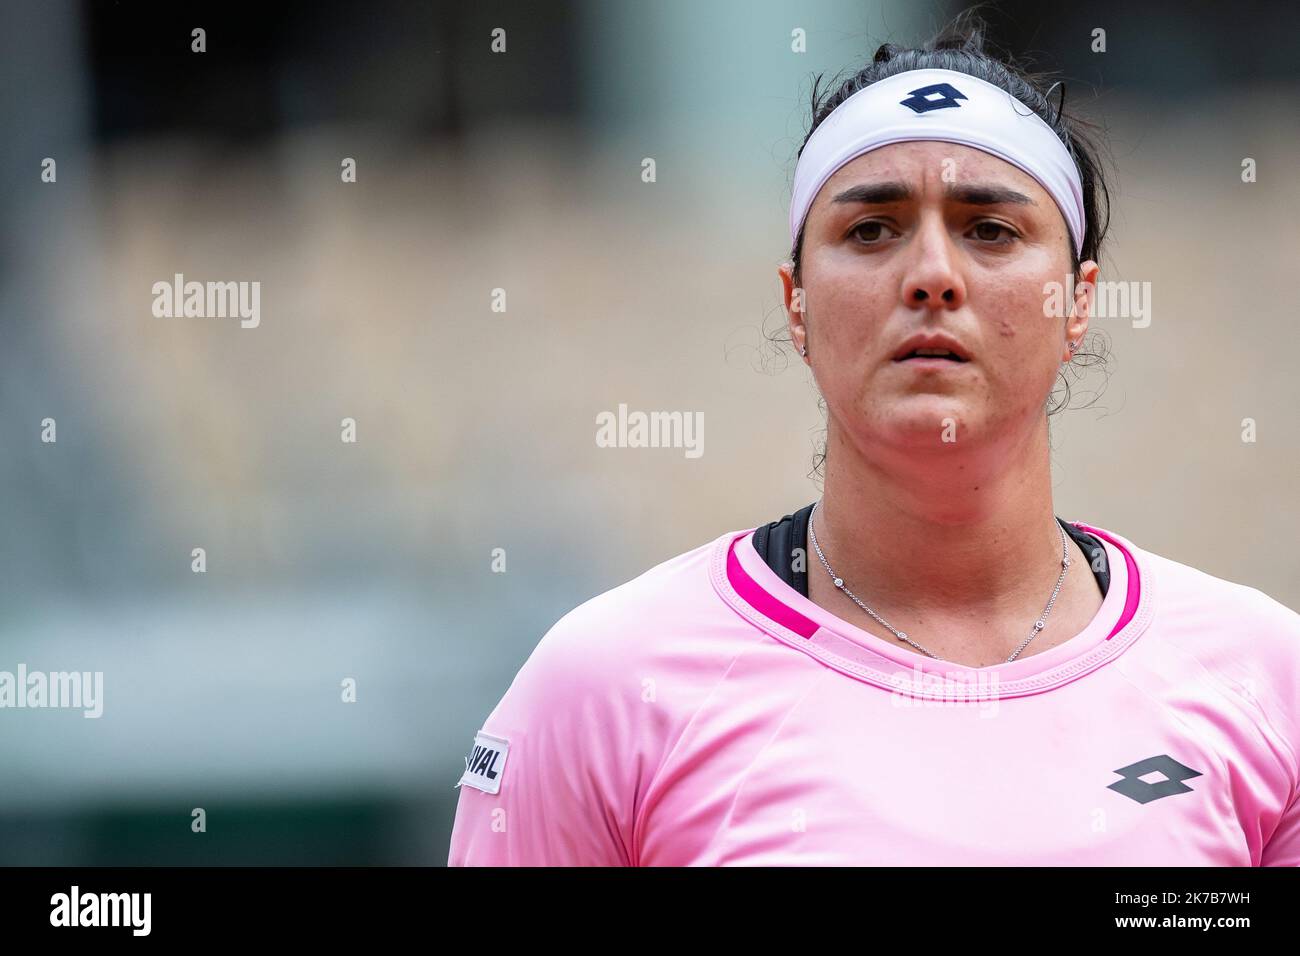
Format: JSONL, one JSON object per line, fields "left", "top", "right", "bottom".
{"left": 448, "top": 521, "right": 1300, "bottom": 865}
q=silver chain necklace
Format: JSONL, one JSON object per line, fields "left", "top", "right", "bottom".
{"left": 807, "top": 499, "right": 1071, "bottom": 664}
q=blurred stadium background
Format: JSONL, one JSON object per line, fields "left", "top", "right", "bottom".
{"left": 1, "top": 0, "right": 1297, "bottom": 863}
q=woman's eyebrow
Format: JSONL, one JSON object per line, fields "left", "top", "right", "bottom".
{"left": 946, "top": 183, "right": 1037, "bottom": 206}
{"left": 830, "top": 182, "right": 912, "bottom": 206}
{"left": 831, "top": 181, "right": 1037, "bottom": 207}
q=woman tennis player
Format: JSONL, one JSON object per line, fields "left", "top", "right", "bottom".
{"left": 448, "top": 21, "right": 1300, "bottom": 865}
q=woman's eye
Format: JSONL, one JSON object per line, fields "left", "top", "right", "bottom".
{"left": 971, "top": 221, "right": 1017, "bottom": 243}
{"left": 851, "top": 221, "right": 894, "bottom": 243}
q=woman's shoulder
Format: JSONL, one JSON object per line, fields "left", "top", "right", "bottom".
{"left": 521, "top": 526, "right": 755, "bottom": 683}
{"left": 1118, "top": 528, "right": 1300, "bottom": 730}
{"left": 1126, "top": 530, "right": 1300, "bottom": 639}
{"left": 475, "top": 527, "right": 762, "bottom": 767}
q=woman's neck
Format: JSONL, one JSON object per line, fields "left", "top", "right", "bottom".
{"left": 815, "top": 418, "right": 1069, "bottom": 621}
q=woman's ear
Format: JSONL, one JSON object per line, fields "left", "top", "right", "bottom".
{"left": 778, "top": 261, "right": 810, "bottom": 362}
{"left": 1066, "top": 259, "right": 1100, "bottom": 358}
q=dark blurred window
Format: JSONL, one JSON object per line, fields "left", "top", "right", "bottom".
{"left": 982, "top": 0, "right": 1300, "bottom": 93}
{"left": 83, "top": 1, "right": 583, "bottom": 143}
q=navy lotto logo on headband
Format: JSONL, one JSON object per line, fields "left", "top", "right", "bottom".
{"left": 899, "top": 82, "right": 968, "bottom": 114}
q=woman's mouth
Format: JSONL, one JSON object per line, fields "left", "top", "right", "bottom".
{"left": 893, "top": 348, "right": 970, "bottom": 364}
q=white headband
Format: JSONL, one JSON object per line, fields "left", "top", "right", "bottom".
{"left": 790, "top": 68, "right": 1085, "bottom": 257}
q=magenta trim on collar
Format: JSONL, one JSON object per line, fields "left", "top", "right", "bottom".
{"left": 725, "top": 537, "right": 819, "bottom": 638}
{"left": 725, "top": 520, "right": 1141, "bottom": 642}
{"left": 1070, "top": 521, "right": 1140, "bottom": 639}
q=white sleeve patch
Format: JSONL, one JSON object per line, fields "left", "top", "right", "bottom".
{"left": 457, "top": 730, "right": 510, "bottom": 794}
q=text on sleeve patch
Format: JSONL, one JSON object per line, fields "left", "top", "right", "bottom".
{"left": 457, "top": 730, "right": 510, "bottom": 794}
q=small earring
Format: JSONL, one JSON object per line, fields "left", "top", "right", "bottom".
{"left": 800, "top": 344, "right": 808, "bottom": 357}
{"left": 1068, "top": 340, "right": 1079, "bottom": 353}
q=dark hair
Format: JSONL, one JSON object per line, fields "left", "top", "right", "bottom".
{"left": 781, "top": 9, "right": 1114, "bottom": 481}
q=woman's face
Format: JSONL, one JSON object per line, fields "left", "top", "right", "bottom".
{"left": 781, "top": 140, "right": 1098, "bottom": 458}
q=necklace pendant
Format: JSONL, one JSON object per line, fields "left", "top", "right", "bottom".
{"left": 833, "top": 577, "right": 843, "bottom": 588}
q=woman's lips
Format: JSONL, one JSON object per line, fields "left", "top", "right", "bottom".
{"left": 891, "top": 356, "right": 973, "bottom": 369}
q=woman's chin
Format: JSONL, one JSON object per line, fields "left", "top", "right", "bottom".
{"left": 871, "top": 398, "right": 971, "bottom": 436}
